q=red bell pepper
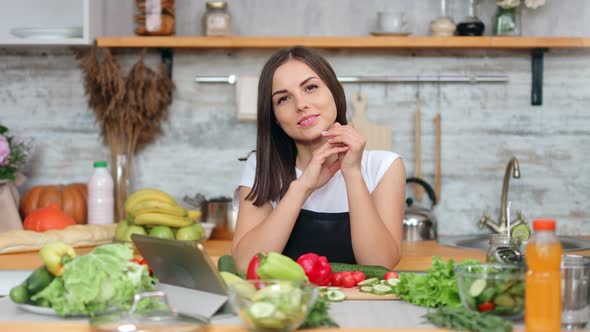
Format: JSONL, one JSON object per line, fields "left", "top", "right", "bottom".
{"left": 296, "top": 253, "right": 332, "bottom": 286}
{"left": 246, "top": 253, "right": 261, "bottom": 280}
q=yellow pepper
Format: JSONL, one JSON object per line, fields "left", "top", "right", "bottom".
{"left": 39, "top": 242, "right": 76, "bottom": 276}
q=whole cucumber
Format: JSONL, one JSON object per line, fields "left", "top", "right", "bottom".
{"left": 26, "top": 266, "right": 55, "bottom": 295}
{"left": 329, "top": 263, "right": 390, "bottom": 279}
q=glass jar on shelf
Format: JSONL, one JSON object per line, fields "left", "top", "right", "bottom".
{"left": 202, "top": 1, "right": 232, "bottom": 36}
{"left": 486, "top": 233, "right": 523, "bottom": 265}
{"left": 134, "top": 0, "right": 175, "bottom": 36}
{"left": 457, "top": 0, "right": 485, "bottom": 36}
{"left": 430, "top": 0, "right": 456, "bottom": 36}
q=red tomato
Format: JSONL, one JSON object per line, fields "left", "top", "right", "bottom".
{"left": 383, "top": 271, "right": 399, "bottom": 280}
{"left": 331, "top": 272, "right": 344, "bottom": 286}
{"left": 351, "top": 271, "right": 366, "bottom": 284}
{"left": 478, "top": 302, "right": 495, "bottom": 312}
{"left": 341, "top": 273, "right": 357, "bottom": 288}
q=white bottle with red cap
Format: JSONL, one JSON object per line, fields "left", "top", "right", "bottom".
{"left": 87, "top": 161, "right": 114, "bottom": 225}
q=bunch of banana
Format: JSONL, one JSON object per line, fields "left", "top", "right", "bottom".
{"left": 117, "top": 188, "right": 204, "bottom": 242}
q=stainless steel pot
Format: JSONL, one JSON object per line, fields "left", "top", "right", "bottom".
{"left": 203, "top": 197, "right": 237, "bottom": 235}
{"left": 404, "top": 177, "right": 438, "bottom": 241}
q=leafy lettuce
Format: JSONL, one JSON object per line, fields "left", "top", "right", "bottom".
{"left": 392, "top": 256, "right": 480, "bottom": 308}
{"left": 31, "top": 243, "right": 157, "bottom": 316}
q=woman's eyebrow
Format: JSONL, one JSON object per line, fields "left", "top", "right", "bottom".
{"left": 271, "top": 76, "right": 318, "bottom": 97}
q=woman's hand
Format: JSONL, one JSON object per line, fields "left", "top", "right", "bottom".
{"left": 321, "top": 122, "right": 366, "bottom": 175}
{"left": 296, "top": 140, "right": 348, "bottom": 194}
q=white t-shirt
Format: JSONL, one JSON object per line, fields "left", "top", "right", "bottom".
{"left": 233, "top": 150, "right": 401, "bottom": 213}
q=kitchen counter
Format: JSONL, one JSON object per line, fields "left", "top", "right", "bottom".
{"left": 1, "top": 239, "right": 588, "bottom": 332}
{"left": 1, "top": 239, "right": 589, "bottom": 271}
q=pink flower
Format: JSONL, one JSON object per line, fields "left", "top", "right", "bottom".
{"left": 0, "top": 135, "right": 10, "bottom": 166}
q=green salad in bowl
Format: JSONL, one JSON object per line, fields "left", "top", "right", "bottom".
{"left": 227, "top": 279, "right": 319, "bottom": 332}
{"left": 454, "top": 264, "right": 525, "bottom": 320}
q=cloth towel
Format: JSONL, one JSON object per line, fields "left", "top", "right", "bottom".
{"left": 235, "top": 76, "right": 259, "bottom": 122}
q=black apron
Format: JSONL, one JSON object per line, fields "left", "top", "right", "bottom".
{"left": 282, "top": 209, "right": 356, "bottom": 264}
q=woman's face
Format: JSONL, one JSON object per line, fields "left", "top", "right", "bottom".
{"left": 271, "top": 59, "right": 337, "bottom": 142}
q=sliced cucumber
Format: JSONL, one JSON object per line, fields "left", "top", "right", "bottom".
{"left": 326, "top": 289, "right": 345, "bottom": 302}
{"left": 359, "top": 286, "right": 374, "bottom": 293}
{"left": 372, "top": 284, "right": 392, "bottom": 295}
{"left": 248, "top": 301, "right": 276, "bottom": 319}
{"left": 469, "top": 279, "right": 487, "bottom": 297}
{"left": 327, "top": 286, "right": 341, "bottom": 291}
{"left": 385, "top": 278, "right": 400, "bottom": 287}
{"left": 357, "top": 277, "right": 379, "bottom": 286}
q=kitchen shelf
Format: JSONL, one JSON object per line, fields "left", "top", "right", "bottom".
{"left": 96, "top": 36, "right": 590, "bottom": 49}
{"left": 95, "top": 36, "right": 590, "bottom": 106}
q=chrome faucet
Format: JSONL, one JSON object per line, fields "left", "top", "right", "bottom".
{"left": 479, "top": 157, "right": 528, "bottom": 234}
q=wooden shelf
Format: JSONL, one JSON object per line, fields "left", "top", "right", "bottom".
{"left": 96, "top": 36, "right": 590, "bottom": 49}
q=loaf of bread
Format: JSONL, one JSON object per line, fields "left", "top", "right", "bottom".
{"left": 0, "top": 224, "right": 116, "bottom": 254}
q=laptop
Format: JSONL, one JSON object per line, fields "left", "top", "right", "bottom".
{"left": 131, "top": 234, "right": 235, "bottom": 320}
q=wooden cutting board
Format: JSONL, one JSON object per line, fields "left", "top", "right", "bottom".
{"left": 350, "top": 92, "right": 392, "bottom": 151}
{"left": 340, "top": 286, "right": 401, "bottom": 300}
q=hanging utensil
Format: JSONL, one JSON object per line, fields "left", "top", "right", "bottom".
{"left": 414, "top": 82, "right": 423, "bottom": 200}
{"left": 434, "top": 84, "right": 442, "bottom": 204}
{"left": 350, "top": 91, "right": 392, "bottom": 151}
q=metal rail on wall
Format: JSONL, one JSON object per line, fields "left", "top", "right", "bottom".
{"left": 193, "top": 75, "right": 509, "bottom": 84}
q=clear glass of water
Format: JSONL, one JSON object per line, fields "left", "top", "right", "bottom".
{"left": 562, "top": 255, "right": 590, "bottom": 330}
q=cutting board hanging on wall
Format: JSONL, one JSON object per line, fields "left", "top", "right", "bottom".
{"left": 350, "top": 92, "right": 393, "bottom": 151}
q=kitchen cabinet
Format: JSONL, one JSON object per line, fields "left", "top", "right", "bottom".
{"left": 0, "top": 0, "right": 102, "bottom": 45}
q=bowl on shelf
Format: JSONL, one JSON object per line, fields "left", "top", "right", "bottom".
{"left": 455, "top": 263, "right": 525, "bottom": 320}
{"left": 227, "top": 280, "right": 319, "bottom": 332}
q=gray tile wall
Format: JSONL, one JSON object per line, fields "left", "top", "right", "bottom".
{"left": 1, "top": 0, "right": 589, "bottom": 235}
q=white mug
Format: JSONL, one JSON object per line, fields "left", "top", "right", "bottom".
{"left": 377, "top": 11, "right": 409, "bottom": 33}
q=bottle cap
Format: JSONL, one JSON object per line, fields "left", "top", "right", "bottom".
{"left": 533, "top": 219, "right": 556, "bottom": 231}
{"left": 94, "top": 161, "right": 108, "bottom": 168}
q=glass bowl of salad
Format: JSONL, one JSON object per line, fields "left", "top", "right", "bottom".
{"left": 227, "top": 280, "right": 319, "bottom": 332}
{"left": 455, "top": 263, "right": 525, "bottom": 320}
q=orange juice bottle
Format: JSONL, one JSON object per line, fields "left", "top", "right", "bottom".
{"left": 525, "top": 219, "right": 562, "bottom": 332}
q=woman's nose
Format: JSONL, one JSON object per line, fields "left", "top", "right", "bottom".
{"left": 295, "top": 95, "right": 309, "bottom": 112}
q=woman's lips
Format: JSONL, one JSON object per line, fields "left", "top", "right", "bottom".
{"left": 298, "top": 115, "right": 319, "bottom": 127}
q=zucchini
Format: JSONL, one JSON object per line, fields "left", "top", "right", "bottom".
{"left": 329, "top": 263, "right": 390, "bottom": 279}
{"left": 217, "top": 255, "right": 238, "bottom": 275}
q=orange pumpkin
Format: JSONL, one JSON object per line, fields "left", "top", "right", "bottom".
{"left": 23, "top": 203, "right": 76, "bottom": 232}
{"left": 20, "top": 183, "right": 88, "bottom": 224}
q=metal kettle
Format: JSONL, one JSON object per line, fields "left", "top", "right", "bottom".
{"left": 404, "top": 177, "right": 438, "bottom": 241}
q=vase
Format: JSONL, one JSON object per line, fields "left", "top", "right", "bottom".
{"left": 112, "top": 153, "right": 131, "bottom": 222}
{"left": 494, "top": 6, "right": 521, "bottom": 36}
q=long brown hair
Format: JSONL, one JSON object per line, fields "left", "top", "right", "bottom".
{"left": 246, "top": 46, "right": 347, "bottom": 206}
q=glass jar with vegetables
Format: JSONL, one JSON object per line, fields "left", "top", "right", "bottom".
{"left": 134, "top": 0, "right": 175, "bottom": 36}
{"left": 486, "top": 234, "right": 523, "bottom": 265}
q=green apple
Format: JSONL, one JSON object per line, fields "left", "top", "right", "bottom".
{"left": 175, "top": 224, "right": 202, "bottom": 241}
{"left": 124, "top": 225, "right": 147, "bottom": 242}
{"left": 149, "top": 225, "right": 175, "bottom": 239}
{"left": 115, "top": 220, "right": 128, "bottom": 241}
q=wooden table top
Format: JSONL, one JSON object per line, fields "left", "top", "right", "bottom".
{"left": 1, "top": 239, "right": 588, "bottom": 271}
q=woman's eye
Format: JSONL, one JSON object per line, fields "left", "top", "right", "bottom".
{"left": 305, "top": 84, "right": 318, "bottom": 92}
{"left": 276, "top": 96, "right": 289, "bottom": 105}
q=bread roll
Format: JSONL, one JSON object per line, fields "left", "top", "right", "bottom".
{"left": 0, "top": 224, "right": 116, "bottom": 254}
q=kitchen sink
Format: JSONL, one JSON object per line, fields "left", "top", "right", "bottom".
{"left": 438, "top": 234, "right": 590, "bottom": 251}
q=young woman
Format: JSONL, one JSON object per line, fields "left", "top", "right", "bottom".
{"left": 231, "top": 46, "right": 406, "bottom": 271}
